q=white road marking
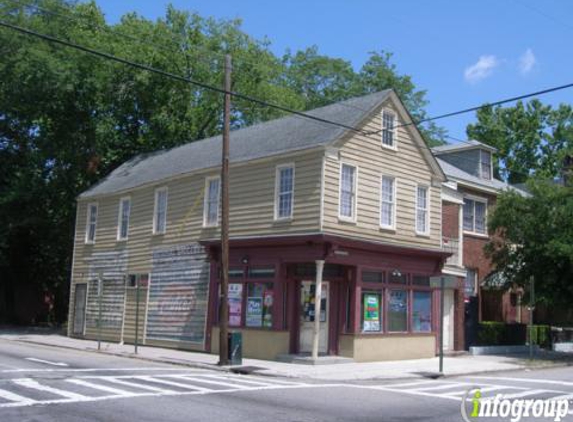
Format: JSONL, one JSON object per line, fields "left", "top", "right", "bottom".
{"left": 196, "top": 375, "right": 279, "bottom": 387}
{"left": 413, "top": 382, "right": 471, "bottom": 392}
{"left": 136, "top": 376, "right": 212, "bottom": 392}
{"left": 102, "top": 377, "right": 176, "bottom": 393}
{"left": 25, "top": 358, "right": 68, "bottom": 367}
{"left": 471, "top": 376, "right": 573, "bottom": 388}
{"left": 443, "top": 385, "right": 517, "bottom": 397}
{"left": 0, "top": 387, "right": 36, "bottom": 405}
{"left": 385, "top": 380, "right": 437, "bottom": 389}
{"left": 65, "top": 379, "right": 136, "bottom": 396}
{"left": 0, "top": 367, "right": 206, "bottom": 374}
{"left": 171, "top": 375, "right": 252, "bottom": 390}
{"left": 501, "top": 389, "right": 551, "bottom": 399}
{"left": 12, "top": 378, "right": 88, "bottom": 400}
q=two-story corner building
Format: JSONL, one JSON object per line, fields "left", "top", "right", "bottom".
{"left": 433, "top": 140, "right": 530, "bottom": 349}
{"left": 67, "top": 89, "right": 454, "bottom": 362}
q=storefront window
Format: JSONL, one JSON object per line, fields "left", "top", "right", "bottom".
{"left": 412, "top": 291, "right": 432, "bottom": 332}
{"left": 362, "top": 271, "right": 384, "bottom": 283}
{"left": 412, "top": 276, "right": 430, "bottom": 286}
{"left": 246, "top": 283, "right": 274, "bottom": 328}
{"left": 247, "top": 267, "right": 275, "bottom": 279}
{"left": 361, "top": 292, "right": 382, "bottom": 332}
{"left": 388, "top": 289, "right": 408, "bottom": 332}
{"left": 228, "top": 284, "right": 243, "bottom": 327}
{"left": 389, "top": 272, "right": 408, "bottom": 285}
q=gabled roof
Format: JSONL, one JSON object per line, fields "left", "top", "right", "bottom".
{"left": 80, "top": 89, "right": 445, "bottom": 199}
{"left": 437, "top": 158, "right": 528, "bottom": 196}
{"left": 432, "top": 139, "right": 497, "bottom": 155}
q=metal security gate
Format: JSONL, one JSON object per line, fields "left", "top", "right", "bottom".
{"left": 72, "top": 284, "right": 87, "bottom": 336}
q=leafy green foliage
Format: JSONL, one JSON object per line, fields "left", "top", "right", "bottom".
{"left": 467, "top": 100, "right": 573, "bottom": 184}
{"left": 486, "top": 179, "right": 573, "bottom": 306}
{"left": 0, "top": 0, "right": 444, "bottom": 323}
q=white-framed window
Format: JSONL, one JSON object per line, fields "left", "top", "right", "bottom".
{"left": 415, "top": 185, "right": 429, "bottom": 235}
{"left": 153, "top": 187, "right": 168, "bottom": 234}
{"left": 117, "top": 197, "right": 131, "bottom": 241}
{"left": 339, "top": 163, "right": 357, "bottom": 221}
{"left": 203, "top": 176, "right": 221, "bottom": 227}
{"left": 463, "top": 196, "right": 487, "bottom": 235}
{"left": 85, "top": 202, "right": 98, "bottom": 244}
{"left": 381, "top": 110, "right": 397, "bottom": 149}
{"left": 480, "top": 150, "right": 492, "bottom": 180}
{"left": 274, "top": 164, "right": 294, "bottom": 220}
{"left": 380, "top": 175, "right": 396, "bottom": 229}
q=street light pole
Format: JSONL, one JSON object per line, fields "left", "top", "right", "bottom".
{"left": 529, "top": 276, "right": 535, "bottom": 360}
{"left": 218, "top": 54, "right": 231, "bottom": 366}
{"left": 439, "top": 276, "right": 445, "bottom": 374}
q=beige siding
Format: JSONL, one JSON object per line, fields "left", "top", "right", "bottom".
{"left": 322, "top": 101, "right": 442, "bottom": 249}
{"left": 69, "top": 150, "right": 323, "bottom": 333}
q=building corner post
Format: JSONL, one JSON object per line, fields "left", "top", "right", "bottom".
{"left": 312, "top": 259, "right": 325, "bottom": 360}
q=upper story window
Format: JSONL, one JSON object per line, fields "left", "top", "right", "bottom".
{"left": 415, "top": 185, "right": 429, "bottom": 235}
{"left": 480, "top": 150, "right": 492, "bottom": 180}
{"left": 275, "top": 164, "right": 294, "bottom": 220}
{"left": 463, "top": 197, "right": 487, "bottom": 235}
{"left": 381, "top": 110, "right": 396, "bottom": 149}
{"left": 153, "top": 188, "right": 168, "bottom": 234}
{"left": 339, "top": 163, "right": 357, "bottom": 221}
{"left": 203, "top": 176, "right": 221, "bottom": 227}
{"left": 85, "top": 203, "right": 98, "bottom": 244}
{"left": 380, "top": 176, "right": 396, "bottom": 229}
{"left": 117, "top": 197, "right": 131, "bottom": 241}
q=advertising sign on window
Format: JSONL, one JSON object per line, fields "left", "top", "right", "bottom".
{"left": 246, "top": 297, "right": 263, "bottom": 327}
{"left": 228, "top": 284, "right": 243, "bottom": 327}
{"left": 363, "top": 294, "right": 381, "bottom": 332}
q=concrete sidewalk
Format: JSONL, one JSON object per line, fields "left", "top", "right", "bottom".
{"left": 1, "top": 333, "right": 569, "bottom": 381}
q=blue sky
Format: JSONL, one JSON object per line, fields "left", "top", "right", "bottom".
{"left": 93, "top": 0, "right": 572, "bottom": 141}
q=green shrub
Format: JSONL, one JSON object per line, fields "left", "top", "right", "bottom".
{"left": 527, "top": 325, "right": 551, "bottom": 349}
{"left": 477, "top": 322, "right": 527, "bottom": 346}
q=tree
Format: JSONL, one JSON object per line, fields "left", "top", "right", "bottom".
{"left": 0, "top": 0, "right": 443, "bottom": 324}
{"left": 486, "top": 179, "right": 573, "bottom": 306}
{"left": 467, "top": 100, "right": 573, "bottom": 184}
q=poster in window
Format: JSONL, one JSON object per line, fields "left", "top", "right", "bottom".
{"left": 246, "top": 297, "right": 263, "bottom": 327}
{"left": 363, "top": 294, "right": 380, "bottom": 332}
{"left": 263, "top": 290, "right": 273, "bottom": 328}
{"left": 228, "top": 284, "right": 243, "bottom": 327}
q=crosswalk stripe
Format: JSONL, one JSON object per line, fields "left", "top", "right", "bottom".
{"left": 12, "top": 378, "right": 88, "bottom": 400}
{"left": 414, "top": 382, "right": 470, "bottom": 392}
{"left": 443, "top": 386, "right": 515, "bottom": 397}
{"left": 0, "top": 387, "right": 35, "bottom": 405}
{"left": 472, "top": 376, "right": 573, "bottom": 388}
{"left": 103, "top": 377, "right": 176, "bottom": 393}
{"left": 171, "top": 375, "right": 252, "bottom": 390}
{"left": 66, "top": 379, "right": 136, "bottom": 396}
{"left": 547, "top": 393, "right": 573, "bottom": 402}
{"left": 137, "top": 376, "right": 212, "bottom": 392}
{"left": 501, "top": 389, "right": 549, "bottom": 399}
{"left": 196, "top": 375, "right": 275, "bottom": 387}
{"left": 385, "top": 381, "right": 437, "bottom": 389}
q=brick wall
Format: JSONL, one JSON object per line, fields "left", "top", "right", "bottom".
{"left": 442, "top": 202, "right": 459, "bottom": 239}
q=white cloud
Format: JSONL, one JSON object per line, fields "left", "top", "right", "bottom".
{"left": 464, "top": 55, "right": 499, "bottom": 83}
{"left": 519, "top": 48, "right": 536, "bottom": 75}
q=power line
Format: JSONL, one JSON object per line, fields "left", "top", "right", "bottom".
{"left": 0, "top": 19, "right": 372, "bottom": 137}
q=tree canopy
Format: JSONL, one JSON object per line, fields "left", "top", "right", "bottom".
{"left": 0, "top": 0, "right": 444, "bottom": 323}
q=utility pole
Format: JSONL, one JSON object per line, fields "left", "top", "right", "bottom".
{"left": 439, "top": 276, "right": 445, "bottom": 374}
{"left": 97, "top": 271, "right": 103, "bottom": 352}
{"left": 529, "top": 276, "right": 535, "bottom": 360}
{"left": 218, "top": 54, "right": 231, "bottom": 366}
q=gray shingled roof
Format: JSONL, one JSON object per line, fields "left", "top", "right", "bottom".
{"left": 437, "top": 158, "right": 528, "bottom": 195}
{"left": 80, "top": 90, "right": 392, "bottom": 199}
{"left": 432, "top": 139, "right": 497, "bottom": 154}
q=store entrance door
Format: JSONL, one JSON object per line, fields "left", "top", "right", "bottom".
{"left": 299, "top": 281, "right": 329, "bottom": 354}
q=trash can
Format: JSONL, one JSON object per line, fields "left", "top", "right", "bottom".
{"left": 228, "top": 331, "right": 242, "bottom": 366}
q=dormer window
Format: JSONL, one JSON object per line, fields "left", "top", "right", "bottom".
{"left": 480, "top": 150, "right": 492, "bottom": 180}
{"left": 381, "top": 110, "right": 396, "bottom": 149}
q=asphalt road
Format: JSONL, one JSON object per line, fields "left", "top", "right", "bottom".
{"left": 1, "top": 340, "right": 572, "bottom": 422}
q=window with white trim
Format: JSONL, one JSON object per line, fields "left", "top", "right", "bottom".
{"left": 463, "top": 197, "right": 487, "bottom": 234}
{"left": 480, "top": 150, "right": 492, "bottom": 180}
{"left": 415, "top": 186, "right": 429, "bottom": 234}
{"left": 381, "top": 110, "right": 396, "bottom": 148}
{"left": 380, "top": 176, "right": 395, "bottom": 229}
{"left": 153, "top": 188, "right": 168, "bottom": 234}
{"left": 275, "top": 165, "right": 294, "bottom": 220}
{"left": 117, "top": 197, "right": 131, "bottom": 241}
{"left": 339, "top": 164, "right": 357, "bottom": 220}
{"left": 204, "top": 176, "right": 221, "bottom": 227}
{"left": 85, "top": 203, "right": 98, "bottom": 244}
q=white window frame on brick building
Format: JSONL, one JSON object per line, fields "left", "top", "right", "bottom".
{"left": 463, "top": 195, "right": 488, "bottom": 235}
